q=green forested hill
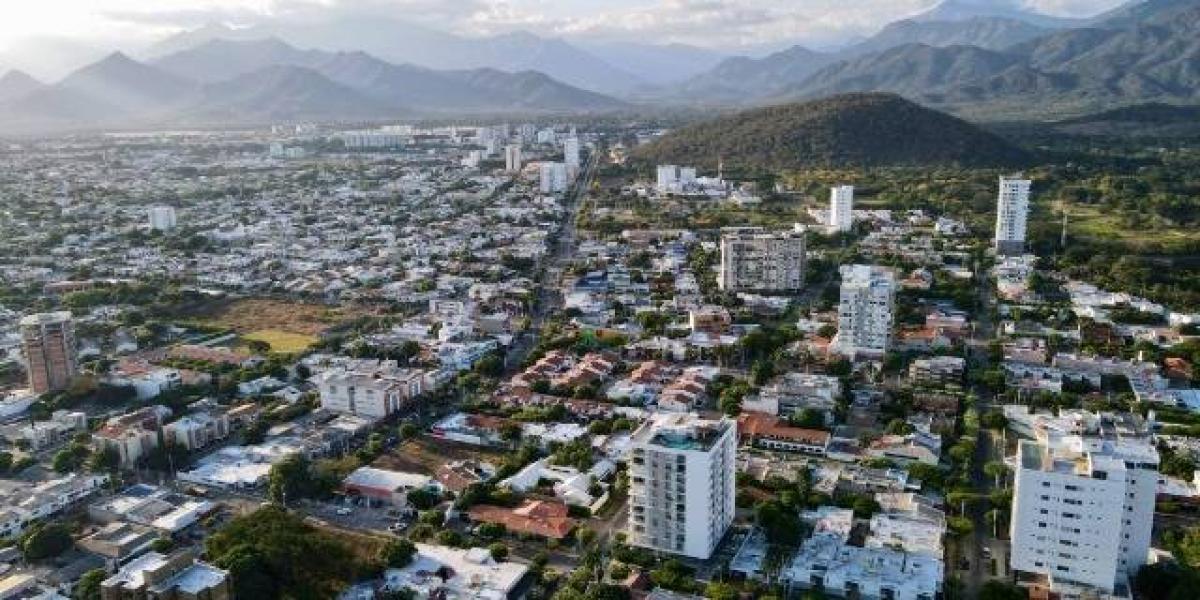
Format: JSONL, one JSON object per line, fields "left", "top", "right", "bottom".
{"left": 632, "top": 93, "right": 1030, "bottom": 170}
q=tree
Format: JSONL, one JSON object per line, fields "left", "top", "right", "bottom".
{"left": 755, "top": 500, "right": 803, "bottom": 545}
{"left": 488, "top": 542, "right": 508, "bottom": 561}
{"left": 88, "top": 445, "right": 120, "bottom": 473}
{"left": 22, "top": 522, "right": 73, "bottom": 560}
{"left": 379, "top": 538, "right": 417, "bottom": 568}
{"left": 978, "top": 581, "right": 1028, "bottom": 600}
{"left": 267, "top": 455, "right": 316, "bottom": 503}
{"left": 75, "top": 568, "right": 106, "bottom": 600}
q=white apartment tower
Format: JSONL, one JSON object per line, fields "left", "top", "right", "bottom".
{"left": 1009, "top": 412, "right": 1157, "bottom": 595}
{"left": 718, "top": 227, "right": 806, "bottom": 293}
{"left": 832, "top": 265, "right": 896, "bottom": 358}
{"left": 316, "top": 362, "right": 426, "bottom": 420}
{"left": 148, "top": 206, "right": 177, "bottom": 231}
{"left": 539, "top": 162, "right": 569, "bottom": 194}
{"left": 995, "top": 176, "right": 1032, "bottom": 256}
{"left": 829, "top": 185, "right": 854, "bottom": 233}
{"left": 504, "top": 144, "right": 522, "bottom": 173}
{"left": 563, "top": 137, "right": 580, "bottom": 173}
{"left": 627, "top": 413, "right": 737, "bottom": 559}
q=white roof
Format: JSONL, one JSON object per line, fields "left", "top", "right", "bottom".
{"left": 343, "top": 467, "right": 432, "bottom": 492}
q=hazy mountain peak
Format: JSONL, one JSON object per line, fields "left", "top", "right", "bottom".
{"left": 0, "top": 69, "right": 46, "bottom": 102}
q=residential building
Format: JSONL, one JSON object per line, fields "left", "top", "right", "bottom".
{"left": 831, "top": 265, "right": 896, "bottom": 358}
{"left": 994, "top": 176, "right": 1032, "bottom": 256}
{"left": 1008, "top": 409, "right": 1158, "bottom": 596}
{"left": 564, "top": 137, "right": 580, "bottom": 173}
{"left": 737, "top": 413, "right": 830, "bottom": 455}
{"left": 20, "top": 312, "right": 77, "bottom": 394}
{"left": 380, "top": 544, "right": 529, "bottom": 600}
{"left": 829, "top": 185, "right": 854, "bottom": 233}
{"left": 504, "top": 144, "right": 522, "bottom": 172}
{"left": 718, "top": 227, "right": 806, "bottom": 293}
{"left": 148, "top": 206, "right": 177, "bottom": 231}
{"left": 539, "top": 162, "right": 569, "bottom": 194}
{"left": 627, "top": 413, "right": 737, "bottom": 559}
{"left": 655, "top": 165, "right": 696, "bottom": 193}
{"left": 163, "top": 412, "right": 230, "bottom": 451}
{"left": 315, "top": 362, "right": 425, "bottom": 420}
{"left": 93, "top": 406, "right": 172, "bottom": 468}
{"left": 100, "top": 550, "right": 230, "bottom": 600}
{"left": 0, "top": 473, "right": 108, "bottom": 539}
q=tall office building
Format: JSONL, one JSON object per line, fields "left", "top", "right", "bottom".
{"left": 718, "top": 227, "right": 806, "bottom": 293}
{"left": 829, "top": 185, "right": 854, "bottom": 233}
{"left": 563, "top": 137, "right": 580, "bottom": 173}
{"left": 539, "top": 162, "right": 569, "bottom": 194}
{"left": 20, "top": 312, "right": 78, "bottom": 394}
{"left": 994, "top": 176, "right": 1032, "bottom": 256}
{"left": 504, "top": 144, "right": 522, "bottom": 173}
{"left": 1009, "top": 411, "right": 1157, "bottom": 595}
{"left": 627, "top": 413, "right": 737, "bottom": 559}
{"left": 831, "top": 265, "right": 896, "bottom": 358}
{"left": 148, "top": 206, "right": 177, "bottom": 231}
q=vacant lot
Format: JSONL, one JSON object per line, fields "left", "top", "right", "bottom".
{"left": 373, "top": 436, "right": 507, "bottom": 475}
{"left": 186, "top": 298, "right": 363, "bottom": 336}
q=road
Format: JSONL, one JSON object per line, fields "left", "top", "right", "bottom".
{"left": 963, "top": 259, "right": 1010, "bottom": 594}
{"left": 505, "top": 148, "right": 600, "bottom": 372}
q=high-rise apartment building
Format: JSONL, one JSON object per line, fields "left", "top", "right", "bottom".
{"left": 504, "top": 144, "right": 522, "bottom": 173}
{"left": 315, "top": 361, "right": 426, "bottom": 420}
{"left": 717, "top": 227, "right": 806, "bottom": 293}
{"left": 20, "top": 312, "right": 78, "bottom": 394}
{"left": 539, "top": 162, "right": 569, "bottom": 194}
{"left": 995, "top": 176, "right": 1031, "bottom": 256}
{"left": 627, "top": 413, "right": 737, "bottom": 559}
{"left": 831, "top": 265, "right": 896, "bottom": 358}
{"left": 563, "top": 137, "right": 580, "bottom": 173}
{"left": 829, "top": 185, "right": 854, "bottom": 233}
{"left": 148, "top": 206, "right": 177, "bottom": 231}
{"left": 1008, "top": 409, "right": 1157, "bottom": 596}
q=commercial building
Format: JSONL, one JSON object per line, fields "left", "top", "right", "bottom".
{"left": 994, "top": 176, "right": 1032, "bottom": 256}
{"left": 655, "top": 165, "right": 697, "bottom": 193}
{"left": 504, "top": 144, "right": 522, "bottom": 172}
{"left": 1008, "top": 408, "right": 1158, "bottom": 596}
{"left": 539, "top": 162, "right": 569, "bottom": 194}
{"left": 717, "top": 227, "right": 806, "bottom": 293}
{"left": 147, "top": 206, "right": 177, "bottom": 231}
{"left": 315, "top": 362, "right": 425, "bottom": 420}
{"left": 20, "top": 312, "right": 77, "bottom": 394}
{"left": 831, "top": 265, "right": 896, "bottom": 358}
{"left": 341, "top": 466, "right": 435, "bottom": 507}
{"left": 829, "top": 185, "right": 854, "bottom": 233}
{"left": 627, "top": 413, "right": 737, "bottom": 559}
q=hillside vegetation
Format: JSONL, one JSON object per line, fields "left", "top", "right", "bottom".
{"left": 633, "top": 93, "right": 1030, "bottom": 170}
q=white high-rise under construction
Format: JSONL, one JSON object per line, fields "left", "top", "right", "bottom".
{"left": 994, "top": 176, "right": 1031, "bottom": 256}
{"left": 829, "top": 185, "right": 854, "bottom": 233}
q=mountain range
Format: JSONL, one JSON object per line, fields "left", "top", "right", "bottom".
{"left": 0, "top": 41, "right": 629, "bottom": 134}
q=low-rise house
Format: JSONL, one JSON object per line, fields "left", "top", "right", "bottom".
{"left": 0, "top": 474, "right": 109, "bottom": 539}
{"left": 77, "top": 522, "right": 159, "bottom": 568}
{"left": 430, "top": 413, "right": 510, "bottom": 447}
{"left": 379, "top": 544, "right": 529, "bottom": 600}
{"left": 737, "top": 413, "right": 831, "bottom": 456}
{"left": 467, "top": 500, "right": 576, "bottom": 540}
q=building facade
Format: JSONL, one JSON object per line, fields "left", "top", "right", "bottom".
{"left": 627, "top": 413, "right": 737, "bottom": 559}
{"left": 832, "top": 265, "right": 896, "bottom": 358}
{"left": 1009, "top": 412, "right": 1158, "bottom": 595}
{"left": 994, "top": 176, "right": 1032, "bottom": 256}
{"left": 316, "top": 363, "right": 425, "bottom": 420}
{"left": 717, "top": 227, "right": 806, "bottom": 293}
{"left": 504, "top": 144, "right": 522, "bottom": 172}
{"left": 539, "top": 162, "right": 569, "bottom": 194}
{"left": 829, "top": 185, "right": 854, "bottom": 233}
{"left": 148, "top": 206, "right": 177, "bottom": 231}
{"left": 20, "top": 312, "right": 78, "bottom": 394}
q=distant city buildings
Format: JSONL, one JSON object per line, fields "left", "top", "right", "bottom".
{"left": 656, "top": 165, "right": 697, "bottom": 193}
{"left": 829, "top": 185, "right": 854, "bottom": 233}
{"left": 20, "top": 311, "right": 77, "bottom": 394}
{"left": 627, "top": 413, "right": 737, "bottom": 559}
{"left": 564, "top": 136, "right": 580, "bottom": 174}
{"left": 832, "top": 265, "right": 897, "bottom": 358}
{"left": 147, "top": 206, "right": 177, "bottom": 231}
{"left": 995, "top": 175, "right": 1032, "bottom": 256}
{"left": 718, "top": 227, "right": 807, "bottom": 293}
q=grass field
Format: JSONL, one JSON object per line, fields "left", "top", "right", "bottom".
{"left": 242, "top": 329, "right": 319, "bottom": 354}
